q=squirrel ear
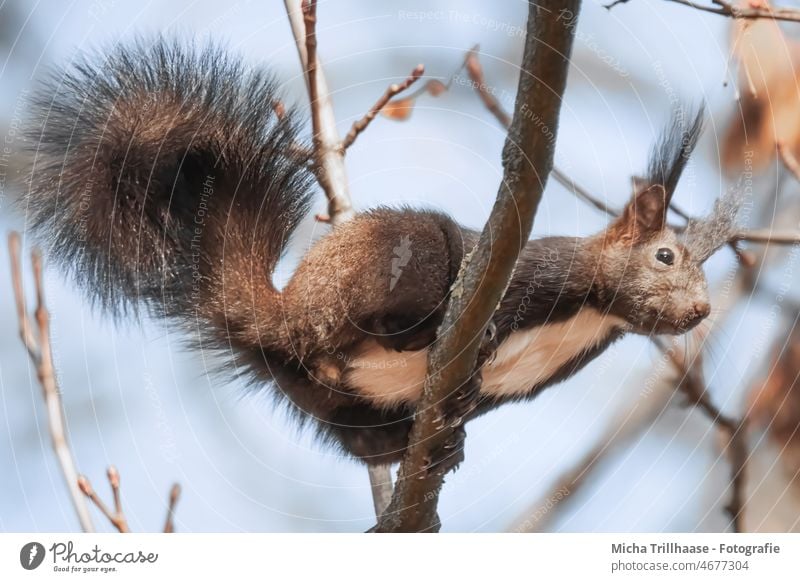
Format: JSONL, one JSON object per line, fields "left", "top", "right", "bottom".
{"left": 610, "top": 184, "right": 668, "bottom": 245}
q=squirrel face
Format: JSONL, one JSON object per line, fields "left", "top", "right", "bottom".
{"left": 597, "top": 184, "right": 711, "bottom": 336}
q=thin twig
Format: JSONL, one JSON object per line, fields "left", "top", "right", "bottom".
{"left": 464, "top": 46, "right": 511, "bottom": 128}
{"left": 284, "top": 0, "right": 354, "bottom": 225}
{"left": 606, "top": 0, "right": 800, "bottom": 23}
{"left": 284, "top": 0, "right": 391, "bottom": 516}
{"left": 372, "top": 0, "right": 581, "bottom": 533}
{"left": 341, "top": 65, "right": 425, "bottom": 151}
{"left": 107, "top": 465, "right": 124, "bottom": 520}
{"left": 512, "top": 258, "right": 754, "bottom": 532}
{"left": 9, "top": 236, "right": 38, "bottom": 355}
{"left": 778, "top": 141, "right": 800, "bottom": 183}
{"left": 77, "top": 472, "right": 129, "bottom": 532}
{"left": 77, "top": 468, "right": 180, "bottom": 533}
{"left": 732, "top": 229, "right": 800, "bottom": 245}
{"left": 551, "top": 168, "right": 618, "bottom": 216}
{"left": 464, "top": 67, "right": 800, "bottom": 249}
{"left": 163, "top": 483, "right": 181, "bottom": 533}
{"left": 463, "top": 44, "right": 618, "bottom": 218}
{"left": 367, "top": 465, "right": 393, "bottom": 519}
{"left": 656, "top": 339, "right": 748, "bottom": 531}
{"left": 8, "top": 233, "right": 95, "bottom": 533}
{"left": 509, "top": 382, "right": 674, "bottom": 532}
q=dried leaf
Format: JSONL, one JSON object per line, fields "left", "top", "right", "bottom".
{"left": 424, "top": 79, "right": 448, "bottom": 97}
{"left": 723, "top": 3, "right": 800, "bottom": 175}
{"left": 381, "top": 97, "right": 416, "bottom": 121}
{"left": 749, "top": 322, "right": 800, "bottom": 473}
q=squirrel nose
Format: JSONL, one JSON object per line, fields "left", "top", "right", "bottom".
{"left": 693, "top": 301, "right": 710, "bottom": 319}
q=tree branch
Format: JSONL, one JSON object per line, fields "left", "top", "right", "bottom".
{"left": 8, "top": 232, "right": 95, "bottom": 533}
{"left": 464, "top": 46, "right": 512, "bottom": 128}
{"left": 650, "top": 263, "right": 755, "bottom": 533}
{"left": 512, "top": 252, "right": 754, "bottom": 532}
{"left": 163, "top": 483, "right": 182, "bottom": 533}
{"left": 778, "top": 141, "right": 800, "bottom": 184}
{"left": 464, "top": 68, "right": 800, "bottom": 249}
{"left": 731, "top": 229, "right": 800, "bottom": 244}
{"left": 656, "top": 338, "right": 748, "bottom": 531}
{"left": 284, "top": 0, "right": 354, "bottom": 225}
{"left": 371, "top": 0, "right": 581, "bottom": 532}
{"left": 78, "top": 467, "right": 181, "bottom": 533}
{"left": 77, "top": 468, "right": 130, "bottom": 533}
{"left": 510, "top": 381, "right": 673, "bottom": 532}
{"left": 342, "top": 65, "right": 425, "bottom": 150}
{"left": 463, "top": 44, "right": 616, "bottom": 218}
{"left": 606, "top": 0, "right": 800, "bottom": 23}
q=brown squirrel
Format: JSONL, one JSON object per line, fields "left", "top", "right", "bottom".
{"left": 23, "top": 40, "right": 737, "bottom": 469}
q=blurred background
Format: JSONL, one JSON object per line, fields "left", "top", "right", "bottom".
{"left": 2, "top": 0, "right": 800, "bottom": 532}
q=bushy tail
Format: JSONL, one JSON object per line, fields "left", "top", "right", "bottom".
{"left": 23, "top": 39, "right": 313, "bottom": 353}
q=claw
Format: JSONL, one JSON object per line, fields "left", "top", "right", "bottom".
{"left": 456, "top": 389, "right": 471, "bottom": 401}
{"left": 443, "top": 439, "right": 459, "bottom": 450}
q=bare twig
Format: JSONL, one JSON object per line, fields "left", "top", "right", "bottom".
{"left": 284, "top": 0, "right": 408, "bottom": 516}
{"left": 8, "top": 232, "right": 95, "bottom": 533}
{"left": 778, "top": 141, "right": 800, "bottom": 184}
{"left": 284, "top": 0, "right": 354, "bottom": 225}
{"left": 732, "top": 229, "right": 800, "bottom": 245}
{"left": 341, "top": 65, "right": 425, "bottom": 150}
{"left": 512, "top": 262, "right": 753, "bottom": 532}
{"left": 606, "top": 0, "right": 800, "bottom": 23}
{"left": 464, "top": 46, "right": 512, "bottom": 128}
{"left": 163, "top": 483, "right": 181, "bottom": 533}
{"left": 510, "top": 381, "right": 674, "bottom": 532}
{"left": 651, "top": 266, "right": 753, "bottom": 533}
{"left": 463, "top": 45, "right": 616, "bottom": 217}
{"left": 657, "top": 339, "right": 748, "bottom": 531}
{"left": 372, "top": 0, "right": 581, "bottom": 533}
{"left": 367, "top": 465, "right": 393, "bottom": 519}
{"left": 462, "top": 74, "right": 800, "bottom": 249}
{"left": 77, "top": 471, "right": 129, "bottom": 533}
{"left": 9, "top": 237, "right": 38, "bottom": 355}
{"left": 78, "top": 467, "right": 181, "bottom": 533}
{"left": 552, "top": 168, "right": 619, "bottom": 216}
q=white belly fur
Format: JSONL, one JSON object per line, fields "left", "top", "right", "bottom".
{"left": 343, "top": 307, "right": 625, "bottom": 408}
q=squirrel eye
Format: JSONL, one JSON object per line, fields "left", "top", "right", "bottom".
{"left": 656, "top": 247, "right": 675, "bottom": 265}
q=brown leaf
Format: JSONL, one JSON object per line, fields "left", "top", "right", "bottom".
{"left": 381, "top": 97, "right": 416, "bottom": 121}
{"left": 749, "top": 322, "right": 800, "bottom": 472}
{"left": 723, "top": 7, "right": 800, "bottom": 175}
{"left": 424, "top": 79, "right": 448, "bottom": 97}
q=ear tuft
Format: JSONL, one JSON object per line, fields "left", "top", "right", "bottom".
{"left": 646, "top": 104, "right": 705, "bottom": 199}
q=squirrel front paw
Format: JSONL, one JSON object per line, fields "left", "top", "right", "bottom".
{"left": 308, "top": 356, "right": 344, "bottom": 386}
{"left": 424, "top": 425, "right": 466, "bottom": 476}
{"left": 441, "top": 320, "right": 496, "bottom": 425}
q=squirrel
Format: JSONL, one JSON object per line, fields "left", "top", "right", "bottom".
{"left": 23, "top": 39, "right": 732, "bottom": 470}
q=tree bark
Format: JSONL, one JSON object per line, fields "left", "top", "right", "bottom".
{"left": 372, "top": 0, "right": 582, "bottom": 532}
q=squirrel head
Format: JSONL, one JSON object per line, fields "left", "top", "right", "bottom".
{"left": 590, "top": 105, "right": 739, "bottom": 335}
{"left": 597, "top": 183, "right": 710, "bottom": 335}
